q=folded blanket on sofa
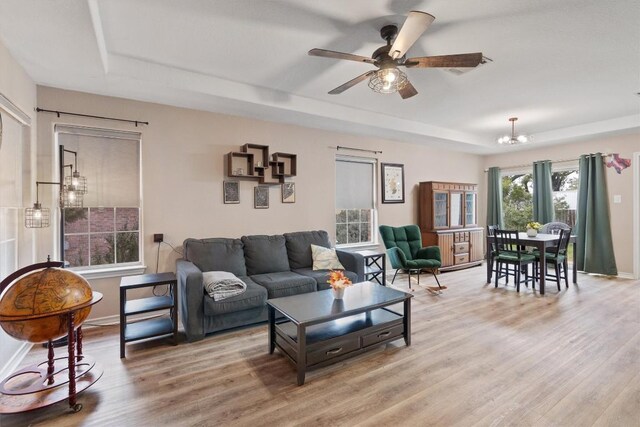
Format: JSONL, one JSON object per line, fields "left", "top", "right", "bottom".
{"left": 202, "top": 271, "right": 247, "bottom": 301}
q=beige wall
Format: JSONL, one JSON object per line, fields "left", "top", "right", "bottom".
{"left": 0, "top": 38, "right": 37, "bottom": 375}
{"left": 483, "top": 132, "right": 639, "bottom": 275}
{"left": 36, "top": 86, "right": 485, "bottom": 318}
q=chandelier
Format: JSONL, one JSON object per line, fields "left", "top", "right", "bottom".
{"left": 368, "top": 66, "right": 408, "bottom": 94}
{"left": 497, "top": 117, "right": 530, "bottom": 145}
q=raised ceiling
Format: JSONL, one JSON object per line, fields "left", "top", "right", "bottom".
{"left": 0, "top": 0, "right": 638, "bottom": 153}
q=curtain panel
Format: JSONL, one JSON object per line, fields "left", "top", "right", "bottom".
{"left": 532, "top": 160, "right": 554, "bottom": 224}
{"left": 486, "top": 167, "right": 503, "bottom": 228}
{"left": 576, "top": 153, "right": 617, "bottom": 276}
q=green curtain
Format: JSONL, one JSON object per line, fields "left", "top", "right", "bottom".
{"left": 576, "top": 153, "right": 617, "bottom": 275}
{"left": 532, "top": 160, "right": 554, "bottom": 224}
{"left": 486, "top": 167, "right": 503, "bottom": 227}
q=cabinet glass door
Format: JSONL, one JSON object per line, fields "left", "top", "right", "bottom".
{"left": 433, "top": 191, "right": 449, "bottom": 228}
{"left": 465, "top": 192, "right": 477, "bottom": 226}
{"left": 450, "top": 192, "right": 463, "bottom": 227}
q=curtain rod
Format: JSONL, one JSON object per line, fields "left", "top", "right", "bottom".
{"left": 484, "top": 153, "right": 612, "bottom": 172}
{"left": 36, "top": 107, "right": 149, "bottom": 127}
{"left": 336, "top": 145, "right": 382, "bottom": 155}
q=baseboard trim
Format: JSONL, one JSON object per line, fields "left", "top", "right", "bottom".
{"left": 617, "top": 272, "right": 635, "bottom": 280}
{"left": 0, "top": 342, "right": 33, "bottom": 382}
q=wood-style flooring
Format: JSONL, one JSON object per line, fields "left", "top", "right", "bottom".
{"left": 2, "top": 266, "right": 639, "bottom": 426}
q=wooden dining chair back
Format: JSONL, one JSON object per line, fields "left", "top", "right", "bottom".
{"left": 493, "top": 229, "right": 536, "bottom": 292}
{"left": 486, "top": 225, "right": 505, "bottom": 282}
{"left": 536, "top": 227, "right": 572, "bottom": 291}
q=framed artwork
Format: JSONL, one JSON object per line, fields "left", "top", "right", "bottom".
{"left": 282, "top": 182, "right": 295, "bottom": 203}
{"left": 381, "top": 163, "right": 405, "bottom": 204}
{"left": 223, "top": 181, "right": 240, "bottom": 204}
{"left": 254, "top": 186, "right": 269, "bottom": 209}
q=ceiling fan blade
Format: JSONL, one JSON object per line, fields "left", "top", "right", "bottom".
{"left": 404, "top": 52, "right": 483, "bottom": 68}
{"left": 328, "top": 71, "right": 375, "bottom": 95}
{"left": 390, "top": 11, "right": 435, "bottom": 60}
{"left": 308, "top": 48, "right": 375, "bottom": 64}
{"left": 398, "top": 81, "right": 418, "bottom": 99}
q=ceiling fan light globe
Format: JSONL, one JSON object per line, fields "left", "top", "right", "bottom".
{"left": 517, "top": 135, "right": 528, "bottom": 143}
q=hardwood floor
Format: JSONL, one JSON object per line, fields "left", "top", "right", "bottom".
{"left": 2, "top": 266, "right": 639, "bottom": 426}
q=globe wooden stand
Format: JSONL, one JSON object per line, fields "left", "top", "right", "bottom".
{"left": 0, "top": 260, "right": 103, "bottom": 414}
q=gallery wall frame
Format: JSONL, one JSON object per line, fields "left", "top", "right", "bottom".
{"left": 223, "top": 181, "right": 240, "bottom": 204}
{"left": 254, "top": 186, "right": 269, "bottom": 209}
{"left": 282, "top": 182, "right": 295, "bottom": 203}
{"left": 381, "top": 163, "right": 405, "bottom": 204}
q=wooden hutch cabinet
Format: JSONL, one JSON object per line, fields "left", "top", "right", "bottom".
{"left": 419, "top": 181, "right": 484, "bottom": 271}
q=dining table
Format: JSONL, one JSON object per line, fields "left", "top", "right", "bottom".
{"left": 486, "top": 232, "right": 577, "bottom": 295}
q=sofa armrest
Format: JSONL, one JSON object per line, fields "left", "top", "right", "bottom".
{"left": 416, "top": 246, "right": 441, "bottom": 263}
{"left": 336, "top": 250, "right": 365, "bottom": 282}
{"left": 176, "top": 259, "right": 205, "bottom": 342}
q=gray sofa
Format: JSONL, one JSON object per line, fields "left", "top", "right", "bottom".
{"left": 176, "top": 230, "right": 364, "bottom": 341}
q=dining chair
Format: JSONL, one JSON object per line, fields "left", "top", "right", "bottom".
{"left": 534, "top": 227, "right": 572, "bottom": 291}
{"left": 540, "top": 222, "right": 570, "bottom": 254}
{"left": 486, "top": 225, "right": 508, "bottom": 283}
{"left": 493, "top": 229, "right": 536, "bottom": 292}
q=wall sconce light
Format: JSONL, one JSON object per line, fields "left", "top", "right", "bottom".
{"left": 62, "top": 148, "right": 87, "bottom": 195}
{"left": 25, "top": 181, "right": 56, "bottom": 228}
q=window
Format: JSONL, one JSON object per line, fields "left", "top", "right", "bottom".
{"left": 56, "top": 125, "right": 142, "bottom": 270}
{"left": 501, "top": 166, "right": 579, "bottom": 230}
{"left": 335, "top": 156, "right": 377, "bottom": 246}
{"left": 551, "top": 167, "right": 578, "bottom": 228}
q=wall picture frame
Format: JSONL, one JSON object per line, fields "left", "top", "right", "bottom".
{"left": 381, "top": 163, "right": 405, "bottom": 204}
{"left": 254, "top": 186, "right": 269, "bottom": 209}
{"left": 223, "top": 181, "right": 240, "bottom": 204}
{"left": 282, "top": 182, "right": 295, "bottom": 203}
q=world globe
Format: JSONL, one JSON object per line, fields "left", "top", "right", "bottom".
{"left": 0, "top": 267, "right": 95, "bottom": 343}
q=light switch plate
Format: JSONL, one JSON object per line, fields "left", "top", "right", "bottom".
{"left": 613, "top": 195, "right": 622, "bottom": 204}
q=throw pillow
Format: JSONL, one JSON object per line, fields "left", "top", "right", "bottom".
{"left": 310, "top": 244, "right": 345, "bottom": 270}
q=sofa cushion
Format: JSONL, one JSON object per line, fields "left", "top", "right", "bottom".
{"left": 250, "top": 271, "right": 316, "bottom": 298}
{"left": 293, "top": 268, "right": 358, "bottom": 291}
{"left": 283, "top": 230, "right": 332, "bottom": 269}
{"left": 183, "top": 238, "right": 246, "bottom": 276}
{"left": 241, "top": 235, "right": 290, "bottom": 275}
{"left": 203, "top": 277, "right": 267, "bottom": 316}
{"left": 311, "top": 244, "right": 345, "bottom": 270}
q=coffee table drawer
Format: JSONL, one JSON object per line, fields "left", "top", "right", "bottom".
{"left": 307, "top": 337, "right": 360, "bottom": 366}
{"left": 362, "top": 323, "right": 404, "bottom": 348}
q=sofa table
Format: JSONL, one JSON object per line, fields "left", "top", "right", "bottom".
{"left": 119, "top": 272, "right": 178, "bottom": 358}
{"left": 267, "top": 281, "right": 411, "bottom": 385}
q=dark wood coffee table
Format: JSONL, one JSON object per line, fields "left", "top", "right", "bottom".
{"left": 267, "top": 281, "right": 412, "bottom": 385}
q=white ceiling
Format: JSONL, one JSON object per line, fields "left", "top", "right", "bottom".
{"left": 0, "top": 0, "right": 638, "bottom": 154}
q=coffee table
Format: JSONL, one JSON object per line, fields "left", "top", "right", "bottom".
{"left": 267, "top": 281, "right": 412, "bottom": 385}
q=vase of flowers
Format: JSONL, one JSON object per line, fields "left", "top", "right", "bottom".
{"left": 526, "top": 221, "right": 542, "bottom": 237}
{"left": 327, "top": 270, "right": 352, "bottom": 299}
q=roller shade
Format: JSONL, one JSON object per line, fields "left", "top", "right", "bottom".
{"left": 336, "top": 158, "right": 374, "bottom": 210}
{"left": 56, "top": 125, "right": 141, "bottom": 207}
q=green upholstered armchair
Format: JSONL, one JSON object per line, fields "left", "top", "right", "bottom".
{"left": 379, "top": 225, "right": 442, "bottom": 290}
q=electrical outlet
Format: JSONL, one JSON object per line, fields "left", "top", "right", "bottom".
{"left": 153, "top": 233, "right": 164, "bottom": 243}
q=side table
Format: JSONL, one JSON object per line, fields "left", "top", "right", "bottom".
{"left": 355, "top": 250, "right": 386, "bottom": 286}
{"left": 119, "top": 272, "right": 178, "bottom": 358}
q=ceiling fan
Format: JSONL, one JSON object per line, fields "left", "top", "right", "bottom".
{"left": 308, "top": 11, "right": 483, "bottom": 99}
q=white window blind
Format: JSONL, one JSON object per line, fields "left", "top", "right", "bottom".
{"left": 336, "top": 158, "right": 374, "bottom": 210}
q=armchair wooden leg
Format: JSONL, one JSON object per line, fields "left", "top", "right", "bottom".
{"left": 407, "top": 270, "right": 412, "bottom": 290}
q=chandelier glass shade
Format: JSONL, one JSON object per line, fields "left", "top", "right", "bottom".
{"left": 368, "top": 67, "right": 408, "bottom": 94}
{"left": 497, "top": 117, "right": 530, "bottom": 145}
